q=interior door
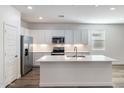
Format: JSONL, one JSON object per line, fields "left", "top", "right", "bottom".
{"left": 4, "top": 23, "right": 18, "bottom": 86}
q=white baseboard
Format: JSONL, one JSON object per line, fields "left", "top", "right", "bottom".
{"left": 39, "top": 82, "right": 113, "bottom": 87}
{"left": 0, "top": 85, "right": 5, "bottom": 88}
{"left": 0, "top": 83, "right": 6, "bottom": 88}
{"left": 17, "top": 74, "right": 21, "bottom": 79}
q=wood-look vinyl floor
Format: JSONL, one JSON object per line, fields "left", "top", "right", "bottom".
{"left": 7, "top": 65, "right": 124, "bottom": 88}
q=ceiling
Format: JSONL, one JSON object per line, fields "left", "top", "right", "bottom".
{"left": 13, "top": 5, "right": 124, "bottom": 24}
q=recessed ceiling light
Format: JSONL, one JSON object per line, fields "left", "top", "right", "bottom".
{"left": 27, "top": 6, "right": 32, "bottom": 10}
{"left": 39, "top": 17, "right": 43, "bottom": 20}
{"left": 110, "top": 7, "right": 116, "bottom": 11}
{"left": 95, "top": 5, "right": 99, "bottom": 7}
{"left": 58, "top": 15, "right": 64, "bottom": 18}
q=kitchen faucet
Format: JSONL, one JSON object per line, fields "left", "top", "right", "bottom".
{"left": 74, "top": 46, "right": 77, "bottom": 58}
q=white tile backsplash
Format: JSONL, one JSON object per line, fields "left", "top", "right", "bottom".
{"left": 32, "top": 44, "right": 90, "bottom": 52}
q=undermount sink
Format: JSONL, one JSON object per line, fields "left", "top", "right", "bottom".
{"left": 67, "top": 55, "right": 85, "bottom": 57}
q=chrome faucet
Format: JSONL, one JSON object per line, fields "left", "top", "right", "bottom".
{"left": 74, "top": 46, "right": 77, "bottom": 58}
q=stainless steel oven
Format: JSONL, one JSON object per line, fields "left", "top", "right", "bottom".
{"left": 51, "top": 47, "right": 65, "bottom": 55}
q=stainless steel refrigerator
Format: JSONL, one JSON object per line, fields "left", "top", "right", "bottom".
{"left": 20, "top": 36, "right": 33, "bottom": 76}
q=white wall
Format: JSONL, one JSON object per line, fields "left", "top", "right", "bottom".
{"left": 28, "top": 23, "right": 124, "bottom": 30}
{"left": 21, "top": 27, "right": 30, "bottom": 36}
{"left": 21, "top": 20, "right": 31, "bottom": 36}
{"left": 0, "top": 5, "right": 20, "bottom": 87}
{"left": 21, "top": 20, "right": 29, "bottom": 28}
{"left": 0, "top": 12, "right": 4, "bottom": 88}
{"left": 28, "top": 23, "right": 124, "bottom": 64}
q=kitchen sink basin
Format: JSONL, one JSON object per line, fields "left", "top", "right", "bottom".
{"left": 67, "top": 55, "right": 85, "bottom": 57}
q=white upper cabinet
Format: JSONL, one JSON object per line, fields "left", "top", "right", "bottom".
{"left": 30, "top": 30, "right": 39, "bottom": 44}
{"left": 30, "top": 30, "right": 49, "bottom": 44}
{"left": 51, "top": 30, "right": 65, "bottom": 37}
{"left": 65, "top": 30, "right": 74, "bottom": 44}
{"left": 73, "top": 30, "right": 88, "bottom": 44}
{"left": 81, "top": 30, "right": 88, "bottom": 44}
{"left": 73, "top": 30, "right": 82, "bottom": 44}
{"left": 30, "top": 29, "right": 88, "bottom": 45}
{"left": 38, "top": 30, "right": 46, "bottom": 44}
{"left": 45, "top": 30, "right": 52, "bottom": 44}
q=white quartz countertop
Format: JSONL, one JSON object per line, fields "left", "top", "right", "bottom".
{"left": 37, "top": 55, "right": 116, "bottom": 62}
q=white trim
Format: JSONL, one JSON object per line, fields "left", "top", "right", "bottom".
{"left": 17, "top": 74, "right": 21, "bottom": 79}
{"left": 0, "top": 85, "right": 5, "bottom": 88}
{"left": 2, "top": 22, "right": 6, "bottom": 88}
{"left": 5, "top": 23, "right": 18, "bottom": 29}
{"left": 39, "top": 82, "right": 113, "bottom": 87}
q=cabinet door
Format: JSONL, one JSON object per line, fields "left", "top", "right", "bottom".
{"left": 81, "top": 30, "right": 88, "bottom": 44}
{"left": 38, "top": 30, "right": 46, "bottom": 44}
{"left": 74, "top": 30, "right": 82, "bottom": 44}
{"left": 65, "top": 30, "right": 73, "bottom": 44}
{"left": 45, "top": 30, "right": 52, "bottom": 44}
{"left": 74, "top": 30, "right": 88, "bottom": 44}
{"left": 30, "top": 30, "right": 38, "bottom": 44}
{"left": 51, "top": 30, "right": 65, "bottom": 37}
{"left": 30, "top": 30, "right": 46, "bottom": 44}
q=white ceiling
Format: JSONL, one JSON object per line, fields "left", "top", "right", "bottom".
{"left": 13, "top": 5, "right": 124, "bottom": 24}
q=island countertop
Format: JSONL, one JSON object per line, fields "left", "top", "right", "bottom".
{"left": 37, "top": 55, "right": 116, "bottom": 62}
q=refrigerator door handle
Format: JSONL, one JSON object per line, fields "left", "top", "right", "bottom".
{"left": 25, "top": 48, "right": 29, "bottom": 56}
{"left": 15, "top": 55, "right": 18, "bottom": 58}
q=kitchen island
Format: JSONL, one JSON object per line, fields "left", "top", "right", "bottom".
{"left": 37, "top": 55, "right": 116, "bottom": 87}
